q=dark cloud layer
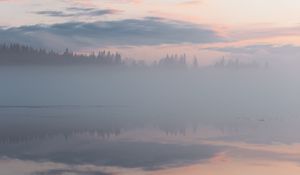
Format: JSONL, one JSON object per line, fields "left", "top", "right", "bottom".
{"left": 34, "top": 7, "right": 119, "bottom": 17}
{"left": 33, "top": 169, "right": 110, "bottom": 175}
{"left": 0, "top": 17, "right": 222, "bottom": 49}
{"left": 35, "top": 10, "right": 74, "bottom": 17}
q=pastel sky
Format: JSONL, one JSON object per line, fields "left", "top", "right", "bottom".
{"left": 1, "top": 0, "right": 300, "bottom": 64}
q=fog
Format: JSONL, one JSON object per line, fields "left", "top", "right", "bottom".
{"left": 0, "top": 65, "right": 298, "bottom": 115}
{"left": 1, "top": 61, "right": 300, "bottom": 175}
{"left": 0, "top": 64, "right": 300, "bottom": 143}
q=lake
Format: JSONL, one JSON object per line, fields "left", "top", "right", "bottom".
{"left": 1, "top": 66, "right": 300, "bottom": 175}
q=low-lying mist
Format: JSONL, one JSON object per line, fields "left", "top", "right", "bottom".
{"left": 0, "top": 65, "right": 298, "bottom": 119}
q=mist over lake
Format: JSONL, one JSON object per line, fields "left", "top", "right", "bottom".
{"left": 1, "top": 62, "right": 300, "bottom": 175}
{"left": 2, "top": 0, "right": 300, "bottom": 174}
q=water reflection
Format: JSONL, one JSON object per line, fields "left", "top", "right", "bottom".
{"left": 1, "top": 104, "right": 300, "bottom": 174}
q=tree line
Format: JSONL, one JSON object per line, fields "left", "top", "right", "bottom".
{"left": 0, "top": 43, "right": 123, "bottom": 66}
{"left": 0, "top": 43, "right": 265, "bottom": 69}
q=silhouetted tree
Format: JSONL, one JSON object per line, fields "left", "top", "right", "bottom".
{"left": 193, "top": 57, "right": 198, "bottom": 68}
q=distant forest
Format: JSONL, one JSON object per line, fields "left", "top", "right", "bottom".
{"left": 0, "top": 43, "right": 263, "bottom": 69}
{"left": 0, "top": 43, "right": 123, "bottom": 66}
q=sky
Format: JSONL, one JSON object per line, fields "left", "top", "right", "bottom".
{"left": 1, "top": 0, "right": 300, "bottom": 64}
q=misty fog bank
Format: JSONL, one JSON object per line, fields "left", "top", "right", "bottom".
{"left": 0, "top": 66, "right": 298, "bottom": 120}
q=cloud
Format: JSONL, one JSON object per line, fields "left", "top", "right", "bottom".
{"left": 35, "top": 10, "right": 73, "bottom": 17}
{"left": 33, "top": 169, "right": 111, "bottom": 175}
{"left": 179, "top": 0, "right": 203, "bottom": 5}
{"left": 209, "top": 44, "right": 300, "bottom": 55}
{"left": 69, "top": 0, "right": 142, "bottom": 5}
{"left": 34, "top": 8, "right": 119, "bottom": 17}
{"left": 107, "top": 0, "right": 142, "bottom": 3}
{"left": 0, "top": 17, "right": 222, "bottom": 50}
{"left": 67, "top": 7, "right": 97, "bottom": 11}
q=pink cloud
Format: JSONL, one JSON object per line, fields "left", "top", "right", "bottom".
{"left": 68, "top": 0, "right": 142, "bottom": 6}
{"left": 113, "top": 0, "right": 142, "bottom": 3}
{"left": 179, "top": 0, "right": 203, "bottom": 5}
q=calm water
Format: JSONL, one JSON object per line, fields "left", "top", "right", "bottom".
{"left": 1, "top": 67, "right": 300, "bottom": 175}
